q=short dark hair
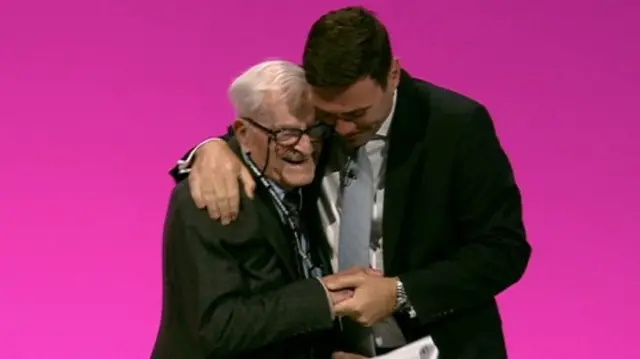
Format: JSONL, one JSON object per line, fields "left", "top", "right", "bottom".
{"left": 302, "top": 6, "right": 393, "bottom": 89}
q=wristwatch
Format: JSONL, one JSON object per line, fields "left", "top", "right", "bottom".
{"left": 394, "top": 278, "right": 409, "bottom": 312}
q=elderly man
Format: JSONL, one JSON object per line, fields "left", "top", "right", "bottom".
{"left": 151, "top": 60, "right": 349, "bottom": 359}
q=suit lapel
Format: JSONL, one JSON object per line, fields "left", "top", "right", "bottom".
{"left": 229, "top": 140, "right": 300, "bottom": 279}
{"left": 302, "top": 148, "right": 334, "bottom": 275}
{"left": 383, "top": 71, "right": 431, "bottom": 270}
{"left": 302, "top": 200, "right": 334, "bottom": 276}
{"left": 252, "top": 184, "right": 300, "bottom": 279}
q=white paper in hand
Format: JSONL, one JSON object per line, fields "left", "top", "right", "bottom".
{"left": 373, "top": 335, "right": 439, "bottom": 359}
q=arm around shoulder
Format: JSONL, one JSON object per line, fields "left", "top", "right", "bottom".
{"left": 168, "top": 126, "right": 235, "bottom": 183}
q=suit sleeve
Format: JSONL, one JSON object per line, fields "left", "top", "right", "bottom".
{"left": 399, "top": 105, "right": 531, "bottom": 325}
{"left": 168, "top": 126, "right": 235, "bottom": 183}
{"left": 166, "top": 191, "right": 335, "bottom": 357}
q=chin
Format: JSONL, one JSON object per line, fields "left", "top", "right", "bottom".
{"left": 343, "top": 136, "right": 367, "bottom": 148}
{"left": 282, "top": 165, "right": 315, "bottom": 188}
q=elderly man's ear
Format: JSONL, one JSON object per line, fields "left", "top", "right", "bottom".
{"left": 232, "top": 119, "right": 249, "bottom": 148}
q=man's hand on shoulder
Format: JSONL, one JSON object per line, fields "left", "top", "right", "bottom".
{"left": 189, "top": 140, "right": 256, "bottom": 224}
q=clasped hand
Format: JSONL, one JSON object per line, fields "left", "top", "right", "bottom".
{"left": 322, "top": 267, "right": 398, "bottom": 327}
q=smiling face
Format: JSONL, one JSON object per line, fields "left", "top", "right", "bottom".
{"left": 311, "top": 67, "right": 399, "bottom": 148}
{"left": 301, "top": 6, "right": 401, "bottom": 148}
{"left": 235, "top": 91, "right": 331, "bottom": 189}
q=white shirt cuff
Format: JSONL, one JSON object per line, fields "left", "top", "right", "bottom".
{"left": 176, "top": 138, "right": 221, "bottom": 174}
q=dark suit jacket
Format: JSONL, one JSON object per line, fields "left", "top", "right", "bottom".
{"left": 151, "top": 170, "right": 337, "bottom": 359}
{"left": 169, "top": 70, "right": 532, "bottom": 359}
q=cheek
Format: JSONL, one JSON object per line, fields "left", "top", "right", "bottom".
{"left": 361, "top": 110, "right": 385, "bottom": 128}
{"left": 346, "top": 117, "right": 376, "bottom": 134}
{"left": 253, "top": 143, "right": 268, "bottom": 160}
{"left": 252, "top": 142, "right": 277, "bottom": 169}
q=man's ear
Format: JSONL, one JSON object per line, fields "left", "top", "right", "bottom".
{"left": 232, "top": 119, "right": 249, "bottom": 147}
{"left": 389, "top": 57, "right": 401, "bottom": 88}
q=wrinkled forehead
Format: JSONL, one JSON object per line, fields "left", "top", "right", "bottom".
{"left": 267, "top": 93, "right": 315, "bottom": 129}
{"left": 311, "top": 78, "right": 383, "bottom": 114}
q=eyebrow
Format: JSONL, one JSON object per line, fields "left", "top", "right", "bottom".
{"left": 344, "top": 106, "right": 371, "bottom": 115}
{"left": 316, "top": 105, "right": 372, "bottom": 116}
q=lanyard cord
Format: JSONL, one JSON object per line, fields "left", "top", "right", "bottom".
{"left": 243, "top": 151, "right": 320, "bottom": 278}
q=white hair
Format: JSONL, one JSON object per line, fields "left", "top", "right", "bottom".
{"left": 228, "top": 60, "right": 309, "bottom": 122}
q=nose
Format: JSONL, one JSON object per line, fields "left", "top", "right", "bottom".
{"left": 334, "top": 119, "right": 358, "bottom": 138}
{"left": 294, "top": 133, "right": 314, "bottom": 154}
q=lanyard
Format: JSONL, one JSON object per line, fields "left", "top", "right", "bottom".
{"left": 243, "top": 154, "right": 320, "bottom": 279}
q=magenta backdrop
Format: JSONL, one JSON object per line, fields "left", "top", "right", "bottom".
{"left": 1, "top": 0, "right": 639, "bottom": 358}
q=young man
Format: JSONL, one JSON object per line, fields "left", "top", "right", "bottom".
{"left": 170, "top": 7, "right": 531, "bottom": 359}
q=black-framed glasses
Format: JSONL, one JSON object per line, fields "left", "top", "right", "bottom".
{"left": 242, "top": 117, "right": 333, "bottom": 146}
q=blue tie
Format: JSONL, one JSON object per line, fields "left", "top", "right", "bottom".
{"left": 338, "top": 146, "right": 376, "bottom": 356}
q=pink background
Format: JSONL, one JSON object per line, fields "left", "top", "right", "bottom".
{"left": 1, "top": 0, "right": 638, "bottom": 358}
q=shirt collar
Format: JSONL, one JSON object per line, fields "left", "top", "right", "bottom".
{"left": 375, "top": 89, "right": 397, "bottom": 138}
{"left": 268, "top": 180, "right": 302, "bottom": 210}
{"left": 268, "top": 178, "right": 288, "bottom": 201}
